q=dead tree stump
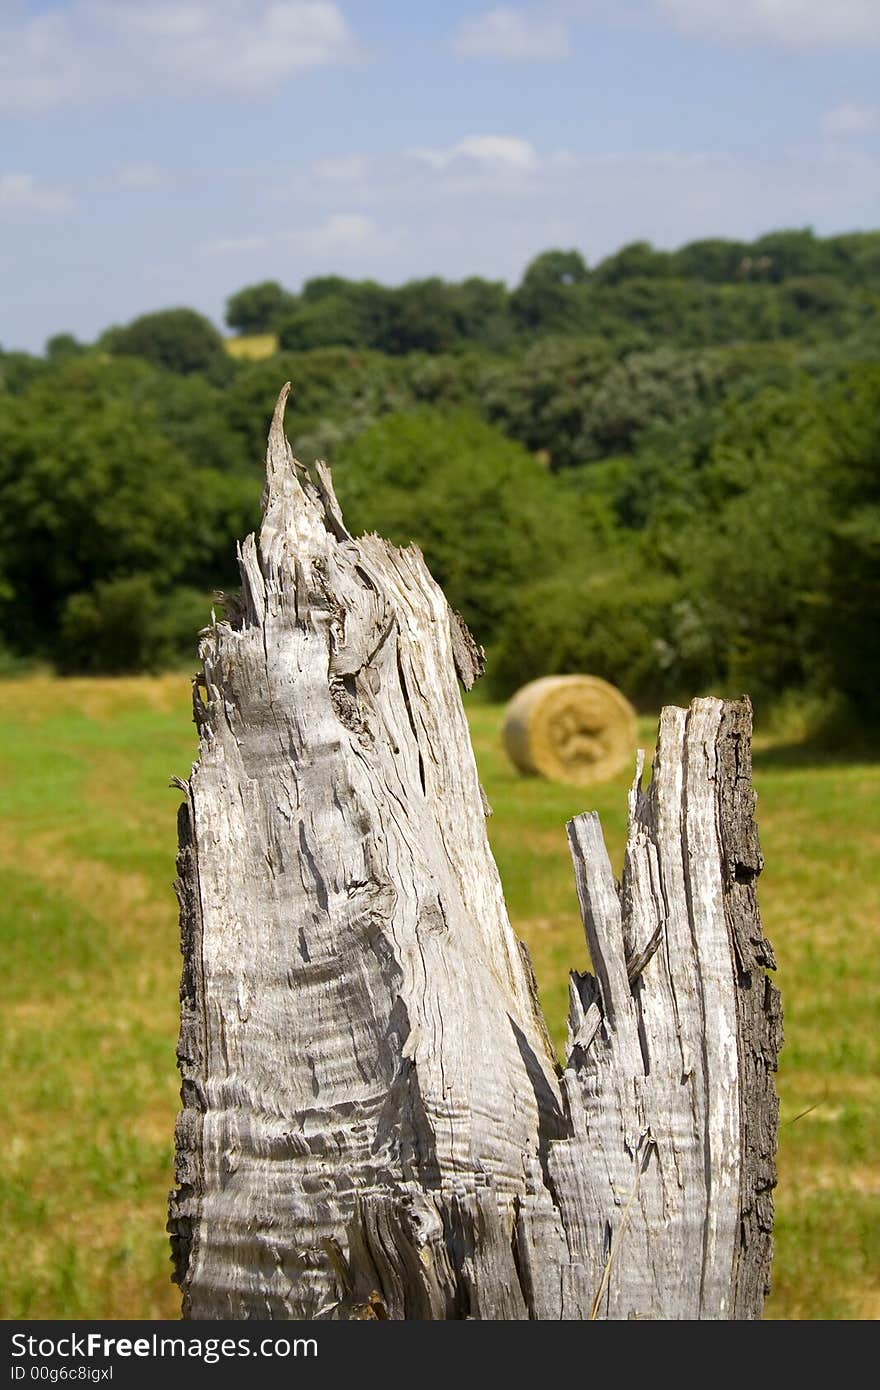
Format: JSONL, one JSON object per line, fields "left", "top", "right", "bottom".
{"left": 168, "top": 386, "right": 781, "bottom": 1320}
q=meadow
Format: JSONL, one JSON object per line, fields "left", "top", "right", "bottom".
{"left": 0, "top": 674, "right": 877, "bottom": 1320}
{"left": 223, "top": 333, "right": 278, "bottom": 361}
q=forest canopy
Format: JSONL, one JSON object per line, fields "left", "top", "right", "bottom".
{"left": 1, "top": 225, "right": 878, "bottom": 725}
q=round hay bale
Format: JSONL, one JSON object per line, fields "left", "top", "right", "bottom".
{"left": 502, "top": 674, "right": 637, "bottom": 786}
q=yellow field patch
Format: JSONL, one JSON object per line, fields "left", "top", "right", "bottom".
{"left": 224, "top": 333, "right": 278, "bottom": 361}
{"left": 0, "top": 670, "right": 191, "bottom": 723}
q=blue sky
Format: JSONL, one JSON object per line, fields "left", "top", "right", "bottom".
{"left": 2, "top": 0, "right": 879, "bottom": 352}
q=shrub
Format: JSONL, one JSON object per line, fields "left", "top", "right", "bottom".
{"left": 225, "top": 281, "right": 297, "bottom": 334}
{"left": 102, "top": 308, "right": 227, "bottom": 376}
{"left": 487, "top": 567, "right": 682, "bottom": 707}
{"left": 58, "top": 578, "right": 210, "bottom": 674}
{"left": 332, "top": 409, "right": 587, "bottom": 644}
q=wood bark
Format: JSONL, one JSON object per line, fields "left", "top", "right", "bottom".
{"left": 168, "top": 386, "right": 781, "bottom": 1320}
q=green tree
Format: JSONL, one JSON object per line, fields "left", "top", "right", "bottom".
{"left": 332, "top": 410, "right": 587, "bottom": 642}
{"left": 129, "top": 367, "right": 246, "bottom": 473}
{"left": 225, "top": 281, "right": 298, "bottom": 335}
{"left": 647, "top": 381, "right": 839, "bottom": 703}
{"left": 45, "top": 333, "right": 86, "bottom": 362}
{"left": 671, "top": 238, "right": 749, "bottom": 282}
{"left": 592, "top": 240, "right": 672, "bottom": 285}
{"left": 511, "top": 249, "right": 589, "bottom": 331}
{"left": 746, "top": 228, "right": 826, "bottom": 282}
{"left": 0, "top": 359, "right": 257, "bottom": 667}
{"left": 278, "top": 298, "right": 365, "bottom": 351}
{"left": 479, "top": 336, "right": 615, "bottom": 467}
{"left": 824, "top": 231, "right": 880, "bottom": 286}
{"left": 451, "top": 277, "right": 515, "bottom": 352}
{"left": 777, "top": 276, "right": 858, "bottom": 337}
{"left": 575, "top": 347, "right": 727, "bottom": 459}
{"left": 223, "top": 348, "right": 410, "bottom": 467}
{"left": 102, "top": 307, "right": 227, "bottom": 375}
{"left": 301, "top": 275, "right": 355, "bottom": 303}
{"left": 384, "top": 279, "right": 460, "bottom": 354}
{"left": 57, "top": 576, "right": 211, "bottom": 674}
{"left": 488, "top": 564, "right": 680, "bottom": 705}
{"left": 0, "top": 348, "right": 48, "bottom": 394}
{"left": 279, "top": 281, "right": 395, "bottom": 352}
{"left": 822, "top": 366, "right": 880, "bottom": 716}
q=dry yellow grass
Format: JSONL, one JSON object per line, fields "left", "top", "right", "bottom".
{"left": 224, "top": 333, "right": 278, "bottom": 361}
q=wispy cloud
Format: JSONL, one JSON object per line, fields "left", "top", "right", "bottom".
{"left": 0, "top": 172, "right": 75, "bottom": 217}
{"left": 455, "top": 1, "right": 880, "bottom": 56}
{"left": 653, "top": 0, "right": 880, "bottom": 50}
{"left": 114, "top": 162, "right": 167, "bottom": 190}
{"left": 197, "top": 212, "right": 377, "bottom": 257}
{"left": 198, "top": 132, "right": 879, "bottom": 284}
{"left": 820, "top": 102, "right": 880, "bottom": 138}
{"left": 289, "top": 140, "right": 880, "bottom": 284}
{"left": 198, "top": 233, "right": 272, "bottom": 256}
{"left": 409, "top": 134, "right": 538, "bottom": 171}
{"left": 453, "top": 5, "right": 572, "bottom": 61}
{"left": 0, "top": 1, "right": 361, "bottom": 115}
{"left": 312, "top": 155, "right": 372, "bottom": 183}
{"left": 320, "top": 212, "right": 376, "bottom": 244}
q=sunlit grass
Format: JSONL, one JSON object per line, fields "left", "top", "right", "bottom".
{"left": 0, "top": 675, "right": 191, "bottom": 1319}
{"left": 1, "top": 675, "right": 877, "bottom": 1318}
{"left": 224, "top": 334, "right": 278, "bottom": 361}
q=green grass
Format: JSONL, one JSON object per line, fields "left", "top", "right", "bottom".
{"left": 1, "top": 675, "right": 877, "bottom": 1319}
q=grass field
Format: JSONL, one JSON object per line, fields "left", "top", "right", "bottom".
{"left": 224, "top": 334, "right": 279, "bottom": 361}
{"left": 1, "top": 674, "right": 877, "bottom": 1320}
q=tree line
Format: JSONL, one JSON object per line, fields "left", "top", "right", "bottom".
{"left": 1, "top": 226, "right": 877, "bottom": 726}
{"left": 224, "top": 228, "right": 880, "bottom": 356}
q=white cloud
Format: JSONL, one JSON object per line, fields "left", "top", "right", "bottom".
{"left": 320, "top": 212, "right": 375, "bottom": 244}
{"left": 197, "top": 214, "right": 376, "bottom": 258}
{"left": 198, "top": 233, "right": 272, "bottom": 256}
{"left": 296, "top": 141, "right": 880, "bottom": 288}
{"left": 820, "top": 103, "right": 880, "bottom": 138}
{"left": 410, "top": 134, "right": 537, "bottom": 171}
{"left": 115, "top": 162, "right": 166, "bottom": 189}
{"left": 0, "top": 172, "right": 75, "bottom": 217}
{"left": 535, "top": 144, "right": 880, "bottom": 259}
{"left": 653, "top": 0, "right": 880, "bottom": 50}
{"left": 313, "top": 154, "right": 371, "bottom": 182}
{"left": 0, "top": 1, "right": 360, "bottom": 114}
{"left": 451, "top": 2, "right": 880, "bottom": 56}
{"left": 453, "top": 5, "right": 572, "bottom": 60}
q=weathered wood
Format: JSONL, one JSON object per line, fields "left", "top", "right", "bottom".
{"left": 551, "top": 699, "right": 782, "bottom": 1319}
{"left": 169, "top": 386, "right": 780, "bottom": 1319}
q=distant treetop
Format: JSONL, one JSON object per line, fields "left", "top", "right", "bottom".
{"left": 216, "top": 226, "right": 880, "bottom": 358}
{"left": 101, "top": 307, "right": 227, "bottom": 376}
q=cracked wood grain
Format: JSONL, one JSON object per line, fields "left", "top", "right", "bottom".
{"left": 169, "top": 386, "right": 780, "bottom": 1319}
